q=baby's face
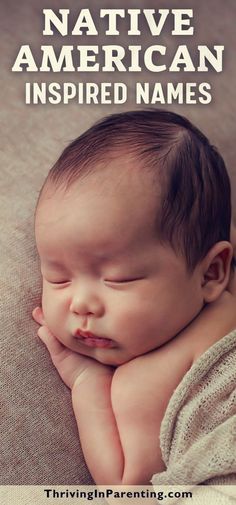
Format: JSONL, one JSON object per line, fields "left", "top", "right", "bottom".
{"left": 35, "top": 170, "right": 204, "bottom": 366}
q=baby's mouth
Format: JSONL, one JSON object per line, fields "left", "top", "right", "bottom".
{"left": 74, "top": 329, "right": 114, "bottom": 348}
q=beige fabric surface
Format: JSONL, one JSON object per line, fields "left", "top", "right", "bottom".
{"left": 151, "top": 330, "right": 236, "bottom": 487}
{"left": 1, "top": 0, "right": 236, "bottom": 486}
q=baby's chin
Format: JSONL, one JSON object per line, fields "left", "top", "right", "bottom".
{"left": 94, "top": 354, "right": 130, "bottom": 367}
{"left": 77, "top": 346, "right": 133, "bottom": 367}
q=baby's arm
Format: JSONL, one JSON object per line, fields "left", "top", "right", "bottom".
{"left": 72, "top": 367, "right": 125, "bottom": 485}
{"left": 110, "top": 341, "right": 193, "bottom": 484}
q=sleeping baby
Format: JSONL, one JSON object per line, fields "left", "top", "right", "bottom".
{"left": 33, "top": 109, "right": 236, "bottom": 485}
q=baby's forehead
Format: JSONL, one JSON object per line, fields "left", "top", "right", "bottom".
{"left": 35, "top": 163, "right": 161, "bottom": 258}
{"left": 39, "top": 152, "right": 161, "bottom": 207}
{"left": 79, "top": 152, "right": 159, "bottom": 188}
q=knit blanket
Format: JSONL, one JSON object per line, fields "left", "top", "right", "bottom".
{"left": 151, "top": 329, "right": 236, "bottom": 499}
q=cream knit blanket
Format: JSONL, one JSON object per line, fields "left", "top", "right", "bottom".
{"left": 151, "top": 329, "right": 236, "bottom": 495}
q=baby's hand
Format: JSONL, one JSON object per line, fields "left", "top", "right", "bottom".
{"left": 32, "top": 307, "right": 113, "bottom": 390}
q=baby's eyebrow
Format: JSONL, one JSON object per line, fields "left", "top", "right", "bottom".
{"left": 42, "top": 259, "right": 65, "bottom": 269}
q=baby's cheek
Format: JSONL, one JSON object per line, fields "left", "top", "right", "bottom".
{"left": 113, "top": 299, "right": 145, "bottom": 331}
{"left": 41, "top": 289, "right": 63, "bottom": 334}
{"left": 41, "top": 294, "right": 54, "bottom": 329}
{"left": 113, "top": 296, "right": 159, "bottom": 341}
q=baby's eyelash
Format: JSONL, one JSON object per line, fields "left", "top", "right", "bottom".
{"left": 104, "top": 277, "right": 144, "bottom": 284}
{"left": 47, "top": 279, "right": 70, "bottom": 285}
{"left": 53, "top": 281, "right": 69, "bottom": 284}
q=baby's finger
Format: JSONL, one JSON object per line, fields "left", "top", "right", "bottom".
{"left": 37, "top": 325, "right": 66, "bottom": 358}
{"left": 32, "top": 307, "right": 46, "bottom": 325}
{"left": 37, "top": 326, "right": 75, "bottom": 388}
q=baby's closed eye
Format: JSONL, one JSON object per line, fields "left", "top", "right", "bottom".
{"left": 44, "top": 277, "right": 71, "bottom": 286}
{"left": 104, "top": 276, "right": 145, "bottom": 288}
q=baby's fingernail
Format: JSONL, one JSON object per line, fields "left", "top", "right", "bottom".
{"left": 37, "top": 327, "right": 44, "bottom": 340}
{"left": 32, "top": 307, "right": 39, "bottom": 316}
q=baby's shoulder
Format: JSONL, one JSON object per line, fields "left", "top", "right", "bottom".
{"left": 178, "top": 291, "right": 236, "bottom": 363}
{"left": 146, "top": 289, "right": 236, "bottom": 377}
{"left": 129, "top": 334, "right": 194, "bottom": 397}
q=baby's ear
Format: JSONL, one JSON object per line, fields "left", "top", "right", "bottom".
{"left": 201, "top": 241, "right": 233, "bottom": 303}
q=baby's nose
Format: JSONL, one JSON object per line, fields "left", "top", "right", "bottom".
{"left": 69, "top": 289, "right": 104, "bottom": 317}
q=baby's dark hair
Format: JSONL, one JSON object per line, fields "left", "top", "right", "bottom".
{"left": 42, "top": 109, "right": 231, "bottom": 271}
